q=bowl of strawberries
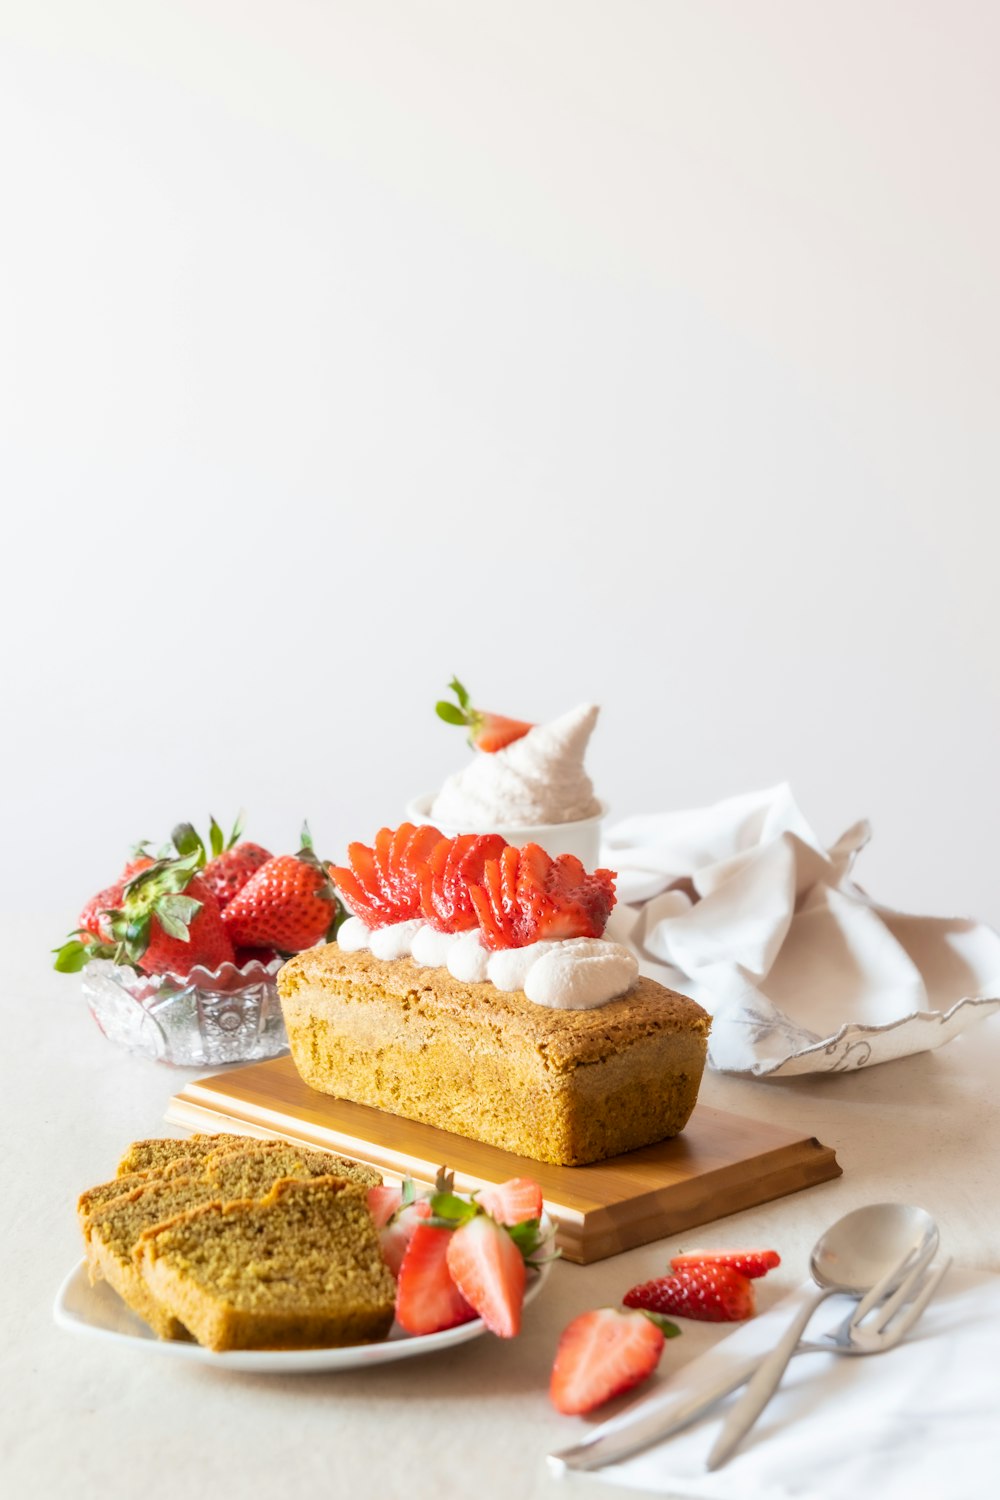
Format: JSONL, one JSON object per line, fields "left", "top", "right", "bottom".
{"left": 54, "top": 815, "right": 345, "bottom": 1067}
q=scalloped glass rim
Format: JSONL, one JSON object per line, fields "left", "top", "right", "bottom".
{"left": 80, "top": 956, "right": 289, "bottom": 1068}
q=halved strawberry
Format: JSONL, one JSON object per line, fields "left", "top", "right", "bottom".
{"left": 395, "top": 1223, "right": 476, "bottom": 1335}
{"left": 624, "top": 1264, "right": 756, "bottom": 1322}
{"left": 477, "top": 1177, "right": 543, "bottom": 1227}
{"left": 445, "top": 1213, "right": 526, "bottom": 1338}
{"left": 670, "top": 1248, "right": 780, "bottom": 1280}
{"left": 469, "top": 844, "right": 618, "bottom": 950}
{"left": 435, "top": 676, "right": 534, "bottom": 754}
{"left": 367, "top": 1184, "right": 404, "bottom": 1230}
{"left": 379, "top": 1200, "right": 432, "bottom": 1277}
{"left": 550, "top": 1308, "right": 669, "bottom": 1415}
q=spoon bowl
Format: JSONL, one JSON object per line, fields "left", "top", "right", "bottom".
{"left": 810, "top": 1202, "right": 939, "bottom": 1297}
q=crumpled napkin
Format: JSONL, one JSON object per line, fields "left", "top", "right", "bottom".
{"left": 603, "top": 785, "right": 1000, "bottom": 1076}
{"left": 573, "top": 1265, "right": 999, "bottom": 1500}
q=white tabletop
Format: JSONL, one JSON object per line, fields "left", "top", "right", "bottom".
{"left": 4, "top": 914, "right": 998, "bottom": 1500}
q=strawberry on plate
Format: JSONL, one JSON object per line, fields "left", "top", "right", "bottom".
{"left": 395, "top": 1223, "right": 476, "bottom": 1336}
{"left": 435, "top": 676, "right": 534, "bottom": 753}
{"left": 624, "top": 1264, "right": 756, "bottom": 1322}
{"left": 379, "top": 1200, "right": 432, "bottom": 1278}
{"left": 222, "top": 825, "right": 343, "bottom": 952}
{"left": 670, "top": 1248, "right": 780, "bottom": 1280}
{"left": 550, "top": 1307, "right": 677, "bottom": 1415}
{"left": 445, "top": 1213, "right": 526, "bottom": 1338}
{"left": 477, "top": 1177, "right": 544, "bottom": 1227}
{"left": 367, "top": 1184, "right": 405, "bottom": 1231}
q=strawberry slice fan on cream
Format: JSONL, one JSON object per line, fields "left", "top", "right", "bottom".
{"left": 279, "top": 823, "right": 711, "bottom": 1168}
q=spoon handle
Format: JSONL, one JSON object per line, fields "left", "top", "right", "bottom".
{"left": 706, "top": 1285, "right": 832, "bottom": 1471}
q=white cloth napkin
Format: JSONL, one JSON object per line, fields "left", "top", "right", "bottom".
{"left": 602, "top": 785, "right": 1000, "bottom": 1076}
{"left": 578, "top": 1265, "right": 1000, "bottom": 1500}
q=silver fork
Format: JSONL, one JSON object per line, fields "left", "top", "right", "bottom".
{"left": 548, "top": 1248, "right": 950, "bottom": 1476}
{"left": 706, "top": 1246, "right": 951, "bottom": 1469}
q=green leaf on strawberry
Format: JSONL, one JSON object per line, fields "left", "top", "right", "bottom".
{"left": 52, "top": 938, "right": 93, "bottom": 973}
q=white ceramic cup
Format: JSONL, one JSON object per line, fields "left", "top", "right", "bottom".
{"left": 405, "top": 795, "right": 607, "bottom": 869}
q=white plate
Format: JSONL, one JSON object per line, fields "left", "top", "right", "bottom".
{"left": 54, "top": 1229, "right": 552, "bottom": 1373}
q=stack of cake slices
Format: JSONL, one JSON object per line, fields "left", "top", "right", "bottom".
{"left": 78, "top": 1135, "right": 396, "bottom": 1351}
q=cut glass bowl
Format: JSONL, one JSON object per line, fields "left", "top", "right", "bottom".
{"left": 80, "top": 956, "right": 288, "bottom": 1067}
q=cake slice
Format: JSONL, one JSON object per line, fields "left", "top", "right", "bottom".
{"left": 136, "top": 1176, "right": 396, "bottom": 1351}
{"left": 83, "top": 1144, "right": 384, "bottom": 1338}
{"left": 116, "top": 1134, "right": 250, "bottom": 1177}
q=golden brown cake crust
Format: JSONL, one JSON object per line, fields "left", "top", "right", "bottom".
{"left": 278, "top": 941, "right": 710, "bottom": 1166}
{"left": 280, "top": 944, "right": 709, "bottom": 1072}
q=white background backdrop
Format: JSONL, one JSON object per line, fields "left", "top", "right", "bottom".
{"left": 2, "top": 0, "right": 998, "bottom": 928}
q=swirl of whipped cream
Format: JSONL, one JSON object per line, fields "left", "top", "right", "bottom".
{"left": 430, "top": 703, "right": 602, "bottom": 828}
{"left": 337, "top": 918, "right": 636, "bottom": 1010}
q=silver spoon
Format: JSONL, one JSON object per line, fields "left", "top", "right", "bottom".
{"left": 706, "top": 1202, "right": 939, "bottom": 1470}
{"left": 550, "top": 1201, "right": 939, "bottom": 1476}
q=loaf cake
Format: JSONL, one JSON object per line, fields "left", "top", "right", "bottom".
{"left": 80, "top": 1138, "right": 383, "bottom": 1340}
{"left": 136, "top": 1176, "right": 396, "bottom": 1351}
{"left": 278, "top": 944, "right": 710, "bottom": 1166}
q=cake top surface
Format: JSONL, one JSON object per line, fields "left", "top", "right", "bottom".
{"left": 281, "top": 942, "right": 710, "bottom": 1070}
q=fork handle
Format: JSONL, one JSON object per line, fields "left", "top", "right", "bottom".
{"left": 705, "top": 1285, "right": 834, "bottom": 1471}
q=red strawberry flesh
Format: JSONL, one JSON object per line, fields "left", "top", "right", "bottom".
{"left": 550, "top": 1308, "right": 665, "bottom": 1415}
{"left": 445, "top": 1213, "right": 526, "bottom": 1338}
{"left": 395, "top": 1223, "right": 476, "bottom": 1335}
{"left": 477, "top": 1177, "right": 543, "bottom": 1227}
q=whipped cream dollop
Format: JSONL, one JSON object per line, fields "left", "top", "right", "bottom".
{"left": 430, "top": 703, "right": 602, "bottom": 828}
{"left": 337, "top": 916, "right": 637, "bottom": 1010}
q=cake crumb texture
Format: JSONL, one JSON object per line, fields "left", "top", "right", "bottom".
{"left": 137, "top": 1176, "right": 396, "bottom": 1351}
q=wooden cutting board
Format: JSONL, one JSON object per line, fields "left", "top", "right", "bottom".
{"left": 166, "top": 1055, "right": 841, "bottom": 1264}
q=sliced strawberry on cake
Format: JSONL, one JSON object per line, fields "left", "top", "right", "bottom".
{"left": 468, "top": 842, "right": 617, "bottom": 950}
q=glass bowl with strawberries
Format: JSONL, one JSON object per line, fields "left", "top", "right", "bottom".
{"left": 54, "top": 816, "right": 345, "bottom": 1067}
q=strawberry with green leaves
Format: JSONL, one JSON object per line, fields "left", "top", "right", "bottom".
{"left": 170, "top": 813, "right": 272, "bottom": 909}
{"left": 436, "top": 676, "right": 534, "bottom": 754}
{"left": 57, "top": 852, "right": 234, "bottom": 978}
{"left": 222, "top": 825, "right": 345, "bottom": 953}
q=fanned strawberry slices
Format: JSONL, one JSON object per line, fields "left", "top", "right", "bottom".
{"left": 329, "top": 825, "right": 617, "bottom": 949}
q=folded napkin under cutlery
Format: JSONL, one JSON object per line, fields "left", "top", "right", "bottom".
{"left": 603, "top": 784, "right": 1000, "bottom": 1076}
{"left": 553, "top": 1265, "right": 999, "bottom": 1500}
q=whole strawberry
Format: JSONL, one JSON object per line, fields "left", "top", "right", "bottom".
{"left": 222, "top": 826, "right": 343, "bottom": 953}
{"left": 77, "top": 855, "right": 154, "bottom": 942}
{"left": 84, "top": 854, "right": 236, "bottom": 978}
{"left": 170, "top": 815, "right": 272, "bottom": 909}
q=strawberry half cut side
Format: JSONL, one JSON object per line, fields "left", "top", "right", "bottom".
{"left": 444, "top": 1213, "right": 526, "bottom": 1338}
{"left": 550, "top": 1307, "right": 677, "bottom": 1415}
{"left": 395, "top": 1223, "right": 476, "bottom": 1335}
